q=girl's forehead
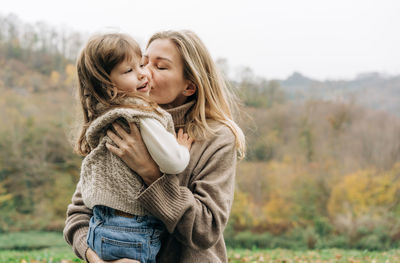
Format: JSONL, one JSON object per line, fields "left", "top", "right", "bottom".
{"left": 126, "top": 52, "right": 141, "bottom": 63}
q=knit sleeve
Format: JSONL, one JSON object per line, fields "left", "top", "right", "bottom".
{"left": 137, "top": 125, "right": 237, "bottom": 250}
{"left": 140, "top": 118, "right": 190, "bottom": 174}
{"left": 63, "top": 182, "right": 92, "bottom": 261}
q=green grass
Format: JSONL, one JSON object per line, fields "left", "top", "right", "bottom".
{"left": 1, "top": 232, "right": 400, "bottom": 262}
{"left": 0, "top": 231, "right": 67, "bottom": 250}
{"left": 228, "top": 248, "right": 400, "bottom": 262}
{"left": 0, "top": 247, "right": 82, "bottom": 263}
{"left": 0, "top": 231, "right": 83, "bottom": 262}
{"left": 1, "top": 248, "right": 400, "bottom": 263}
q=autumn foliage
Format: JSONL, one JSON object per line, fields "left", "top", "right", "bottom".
{"left": 1, "top": 13, "right": 400, "bottom": 250}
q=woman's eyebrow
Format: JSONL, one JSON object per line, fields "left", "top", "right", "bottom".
{"left": 144, "top": 55, "right": 172, "bottom": 63}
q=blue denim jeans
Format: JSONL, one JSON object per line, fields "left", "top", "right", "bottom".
{"left": 87, "top": 206, "right": 164, "bottom": 262}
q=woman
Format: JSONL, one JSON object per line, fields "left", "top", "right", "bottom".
{"left": 64, "top": 30, "right": 245, "bottom": 263}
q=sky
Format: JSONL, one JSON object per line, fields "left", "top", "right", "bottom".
{"left": 1, "top": 0, "right": 400, "bottom": 81}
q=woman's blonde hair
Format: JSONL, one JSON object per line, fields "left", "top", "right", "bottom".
{"left": 147, "top": 30, "right": 246, "bottom": 159}
{"left": 75, "top": 33, "right": 158, "bottom": 156}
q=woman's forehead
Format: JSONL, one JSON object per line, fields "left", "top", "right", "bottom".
{"left": 145, "top": 39, "right": 179, "bottom": 60}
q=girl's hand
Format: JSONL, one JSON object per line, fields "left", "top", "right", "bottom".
{"left": 105, "top": 122, "right": 161, "bottom": 185}
{"left": 176, "top": 128, "right": 194, "bottom": 150}
{"left": 86, "top": 248, "right": 140, "bottom": 263}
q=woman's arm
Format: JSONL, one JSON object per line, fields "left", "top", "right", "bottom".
{"left": 63, "top": 182, "right": 92, "bottom": 261}
{"left": 136, "top": 126, "right": 237, "bottom": 249}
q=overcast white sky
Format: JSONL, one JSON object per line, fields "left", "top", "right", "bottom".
{"left": 2, "top": 0, "right": 400, "bottom": 80}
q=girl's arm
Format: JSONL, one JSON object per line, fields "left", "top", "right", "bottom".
{"left": 139, "top": 118, "right": 191, "bottom": 174}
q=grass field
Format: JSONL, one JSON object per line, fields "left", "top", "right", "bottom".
{"left": 0, "top": 232, "right": 399, "bottom": 262}
{"left": 228, "top": 248, "right": 400, "bottom": 262}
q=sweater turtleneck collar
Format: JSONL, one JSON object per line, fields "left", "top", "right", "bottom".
{"left": 165, "top": 100, "right": 195, "bottom": 129}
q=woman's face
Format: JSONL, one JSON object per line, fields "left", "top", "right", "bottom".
{"left": 142, "top": 39, "right": 190, "bottom": 108}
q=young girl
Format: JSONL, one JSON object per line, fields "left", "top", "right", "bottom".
{"left": 74, "top": 33, "right": 192, "bottom": 262}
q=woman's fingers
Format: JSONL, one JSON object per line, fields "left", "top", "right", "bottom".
{"left": 128, "top": 121, "right": 142, "bottom": 141}
{"left": 86, "top": 248, "right": 108, "bottom": 263}
{"left": 107, "top": 129, "right": 123, "bottom": 146}
{"left": 111, "top": 259, "right": 140, "bottom": 263}
{"left": 112, "top": 123, "right": 130, "bottom": 139}
{"left": 106, "top": 142, "right": 123, "bottom": 157}
{"left": 106, "top": 121, "right": 147, "bottom": 159}
{"left": 104, "top": 121, "right": 160, "bottom": 185}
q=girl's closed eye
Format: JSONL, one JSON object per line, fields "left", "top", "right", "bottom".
{"left": 124, "top": 68, "right": 133, "bottom": 74}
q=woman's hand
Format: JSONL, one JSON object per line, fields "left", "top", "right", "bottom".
{"left": 105, "top": 122, "right": 161, "bottom": 185}
{"left": 86, "top": 248, "right": 140, "bottom": 263}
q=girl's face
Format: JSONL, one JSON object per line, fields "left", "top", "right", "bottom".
{"left": 142, "top": 39, "right": 191, "bottom": 108}
{"left": 109, "top": 56, "right": 150, "bottom": 95}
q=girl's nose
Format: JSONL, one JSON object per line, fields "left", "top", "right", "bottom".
{"left": 138, "top": 66, "right": 150, "bottom": 80}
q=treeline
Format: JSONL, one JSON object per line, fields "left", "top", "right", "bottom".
{"left": 1, "top": 14, "right": 400, "bottom": 251}
{"left": 0, "top": 13, "right": 84, "bottom": 74}
{"left": 0, "top": 13, "right": 83, "bottom": 231}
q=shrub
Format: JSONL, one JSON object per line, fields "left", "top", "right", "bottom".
{"left": 316, "top": 235, "right": 350, "bottom": 249}
{"left": 355, "top": 234, "right": 386, "bottom": 250}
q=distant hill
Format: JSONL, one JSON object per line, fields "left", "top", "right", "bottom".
{"left": 278, "top": 72, "right": 400, "bottom": 117}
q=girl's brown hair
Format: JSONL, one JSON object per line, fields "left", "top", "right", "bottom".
{"left": 75, "top": 33, "right": 158, "bottom": 156}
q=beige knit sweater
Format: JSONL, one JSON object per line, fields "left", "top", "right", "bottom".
{"left": 79, "top": 99, "right": 174, "bottom": 216}
{"left": 64, "top": 100, "right": 238, "bottom": 263}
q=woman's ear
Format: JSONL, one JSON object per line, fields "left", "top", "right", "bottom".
{"left": 182, "top": 81, "right": 196, "bottom": 96}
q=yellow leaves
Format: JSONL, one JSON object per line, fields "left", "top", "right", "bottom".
{"left": 49, "top": 65, "right": 76, "bottom": 88}
{"left": 0, "top": 193, "right": 12, "bottom": 204}
{"left": 0, "top": 181, "right": 12, "bottom": 205}
{"left": 328, "top": 166, "right": 400, "bottom": 218}
{"left": 231, "top": 190, "right": 255, "bottom": 229}
{"left": 64, "top": 63, "right": 76, "bottom": 86}
{"left": 65, "top": 63, "right": 75, "bottom": 77}
{"left": 49, "top": 70, "right": 60, "bottom": 86}
{"left": 263, "top": 192, "right": 293, "bottom": 225}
